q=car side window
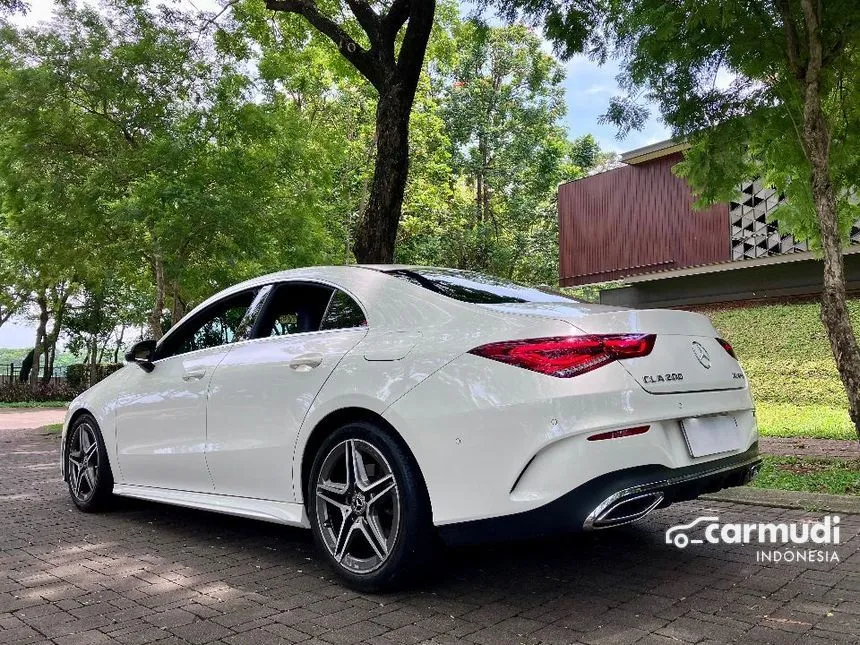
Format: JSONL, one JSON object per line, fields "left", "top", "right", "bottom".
{"left": 320, "top": 289, "right": 366, "bottom": 330}
{"left": 255, "top": 283, "right": 335, "bottom": 337}
{"left": 157, "top": 289, "right": 259, "bottom": 359}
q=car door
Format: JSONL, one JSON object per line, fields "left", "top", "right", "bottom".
{"left": 205, "top": 282, "right": 368, "bottom": 501}
{"left": 114, "top": 287, "right": 266, "bottom": 492}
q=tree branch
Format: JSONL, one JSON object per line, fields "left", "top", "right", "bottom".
{"left": 395, "top": 0, "right": 435, "bottom": 92}
{"left": 776, "top": 0, "right": 804, "bottom": 79}
{"left": 800, "top": 0, "right": 822, "bottom": 83}
{"left": 266, "top": 0, "right": 382, "bottom": 88}
{"left": 199, "top": 0, "right": 241, "bottom": 33}
{"left": 345, "top": 0, "right": 380, "bottom": 40}
{"left": 381, "top": 0, "right": 410, "bottom": 41}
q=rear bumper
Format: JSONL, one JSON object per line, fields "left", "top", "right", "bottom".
{"left": 385, "top": 353, "right": 758, "bottom": 526}
{"left": 438, "top": 443, "right": 760, "bottom": 545}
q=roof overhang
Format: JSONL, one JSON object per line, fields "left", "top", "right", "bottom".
{"left": 599, "top": 247, "right": 860, "bottom": 308}
{"left": 620, "top": 138, "right": 689, "bottom": 165}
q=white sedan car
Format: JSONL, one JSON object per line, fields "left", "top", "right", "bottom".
{"left": 61, "top": 265, "right": 760, "bottom": 589}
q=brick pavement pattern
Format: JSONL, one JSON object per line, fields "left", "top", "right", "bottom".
{"left": 1, "top": 425, "right": 858, "bottom": 645}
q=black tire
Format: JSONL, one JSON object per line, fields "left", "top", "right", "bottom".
{"left": 66, "top": 414, "right": 114, "bottom": 512}
{"left": 307, "top": 421, "right": 434, "bottom": 591}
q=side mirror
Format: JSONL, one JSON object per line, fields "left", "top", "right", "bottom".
{"left": 125, "top": 340, "right": 156, "bottom": 373}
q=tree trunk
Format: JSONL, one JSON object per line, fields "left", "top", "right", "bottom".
{"left": 170, "top": 282, "right": 186, "bottom": 326}
{"left": 476, "top": 135, "right": 484, "bottom": 223}
{"left": 89, "top": 338, "right": 98, "bottom": 387}
{"left": 114, "top": 325, "right": 125, "bottom": 364}
{"left": 352, "top": 84, "right": 412, "bottom": 263}
{"left": 29, "top": 294, "right": 48, "bottom": 387}
{"left": 148, "top": 252, "right": 165, "bottom": 341}
{"left": 479, "top": 134, "right": 490, "bottom": 223}
{"left": 266, "top": 0, "right": 435, "bottom": 263}
{"left": 42, "top": 289, "right": 69, "bottom": 383}
{"left": 800, "top": 0, "right": 860, "bottom": 441}
{"left": 41, "top": 344, "right": 52, "bottom": 382}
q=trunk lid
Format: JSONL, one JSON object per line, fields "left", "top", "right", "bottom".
{"left": 480, "top": 303, "right": 746, "bottom": 394}
{"left": 620, "top": 334, "right": 746, "bottom": 394}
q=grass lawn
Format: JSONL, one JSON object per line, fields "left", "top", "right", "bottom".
{"left": 756, "top": 402, "right": 856, "bottom": 440}
{"left": 750, "top": 455, "right": 860, "bottom": 496}
{"left": 44, "top": 423, "right": 63, "bottom": 433}
{"left": 0, "top": 401, "right": 70, "bottom": 409}
{"left": 704, "top": 299, "right": 860, "bottom": 442}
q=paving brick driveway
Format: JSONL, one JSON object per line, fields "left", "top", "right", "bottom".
{"left": 0, "top": 409, "right": 65, "bottom": 431}
{"left": 1, "top": 425, "right": 858, "bottom": 645}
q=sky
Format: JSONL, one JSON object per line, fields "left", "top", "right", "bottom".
{"left": 0, "top": 0, "right": 668, "bottom": 349}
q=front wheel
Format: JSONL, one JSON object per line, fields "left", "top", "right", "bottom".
{"left": 307, "top": 421, "right": 433, "bottom": 591}
{"left": 66, "top": 414, "right": 114, "bottom": 512}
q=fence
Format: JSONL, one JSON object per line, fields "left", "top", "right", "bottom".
{"left": 0, "top": 363, "right": 67, "bottom": 385}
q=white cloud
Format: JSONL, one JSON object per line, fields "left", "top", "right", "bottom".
{"left": 582, "top": 85, "right": 610, "bottom": 96}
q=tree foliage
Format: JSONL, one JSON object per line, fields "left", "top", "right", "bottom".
{"left": 0, "top": 1, "right": 338, "bottom": 342}
{"left": 0, "top": 0, "right": 603, "bottom": 379}
{"left": 259, "top": 0, "right": 438, "bottom": 263}
{"left": 398, "top": 20, "right": 594, "bottom": 283}
{"left": 504, "top": 0, "right": 860, "bottom": 437}
{"left": 596, "top": 1, "right": 860, "bottom": 251}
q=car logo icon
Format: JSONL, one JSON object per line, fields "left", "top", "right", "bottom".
{"left": 665, "top": 516, "right": 719, "bottom": 548}
{"left": 692, "top": 341, "right": 711, "bottom": 369}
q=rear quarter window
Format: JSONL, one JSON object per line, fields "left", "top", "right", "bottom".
{"left": 387, "top": 268, "right": 578, "bottom": 305}
{"left": 320, "top": 290, "right": 367, "bottom": 330}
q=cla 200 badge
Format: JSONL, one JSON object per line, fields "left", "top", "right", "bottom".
{"left": 643, "top": 372, "right": 684, "bottom": 384}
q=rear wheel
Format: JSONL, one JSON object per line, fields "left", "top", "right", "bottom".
{"left": 66, "top": 414, "right": 113, "bottom": 512}
{"left": 307, "top": 421, "right": 433, "bottom": 591}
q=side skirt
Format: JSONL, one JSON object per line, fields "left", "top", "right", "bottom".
{"left": 112, "top": 484, "right": 310, "bottom": 528}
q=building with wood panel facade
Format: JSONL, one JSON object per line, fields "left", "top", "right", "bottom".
{"left": 558, "top": 139, "right": 860, "bottom": 307}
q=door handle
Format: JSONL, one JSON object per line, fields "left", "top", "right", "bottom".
{"left": 289, "top": 353, "right": 324, "bottom": 371}
{"left": 182, "top": 369, "right": 207, "bottom": 381}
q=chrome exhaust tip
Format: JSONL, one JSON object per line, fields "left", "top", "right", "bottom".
{"left": 584, "top": 491, "right": 664, "bottom": 530}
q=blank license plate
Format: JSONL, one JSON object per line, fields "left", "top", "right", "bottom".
{"left": 680, "top": 414, "right": 744, "bottom": 458}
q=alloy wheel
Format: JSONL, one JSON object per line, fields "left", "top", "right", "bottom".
{"left": 68, "top": 422, "right": 99, "bottom": 503}
{"left": 314, "top": 438, "right": 401, "bottom": 574}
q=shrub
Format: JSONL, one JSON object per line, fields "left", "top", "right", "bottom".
{"left": 65, "top": 364, "right": 87, "bottom": 391}
{"left": 65, "top": 363, "right": 123, "bottom": 391}
{"left": 0, "top": 363, "right": 123, "bottom": 403}
{"left": 0, "top": 380, "right": 79, "bottom": 403}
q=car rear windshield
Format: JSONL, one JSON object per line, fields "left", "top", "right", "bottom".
{"left": 386, "top": 268, "right": 579, "bottom": 304}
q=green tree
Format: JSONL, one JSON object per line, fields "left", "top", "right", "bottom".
{"left": 0, "top": 1, "right": 334, "bottom": 342}
{"left": 256, "top": 0, "right": 437, "bottom": 263}
{"left": 493, "top": 0, "right": 860, "bottom": 439}
{"left": 0, "top": 1, "right": 26, "bottom": 16}
{"left": 398, "top": 20, "right": 598, "bottom": 284}
{"left": 598, "top": 0, "right": 860, "bottom": 440}
{"left": 64, "top": 275, "right": 149, "bottom": 382}
{"left": 0, "top": 233, "right": 26, "bottom": 330}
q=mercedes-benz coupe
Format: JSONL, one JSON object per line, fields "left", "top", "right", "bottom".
{"left": 61, "top": 266, "right": 760, "bottom": 589}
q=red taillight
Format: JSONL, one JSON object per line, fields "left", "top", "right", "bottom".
{"left": 587, "top": 425, "right": 650, "bottom": 441}
{"left": 468, "top": 333, "right": 656, "bottom": 378}
{"left": 716, "top": 338, "right": 737, "bottom": 359}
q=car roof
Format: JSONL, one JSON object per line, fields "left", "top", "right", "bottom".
{"left": 159, "top": 265, "right": 426, "bottom": 344}
{"left": 239, "top": 264, "right": 416, "bottom": 284}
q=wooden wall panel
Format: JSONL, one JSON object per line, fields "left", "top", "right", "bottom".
{"left": 558, "top": 152, "right": 729, "bottom": 286}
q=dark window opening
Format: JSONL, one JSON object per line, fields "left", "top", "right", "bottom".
{"left": 386, "top": 268, "right": 579, "bottom": 304}
{"left": 158, "top": 289, "right": 259, "bottom": 359}
{"left": 256, "top": 283, "right": 334, "bottom": 337}
{"left": 320, "top": 290, "right": 366, "bottom": 330}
